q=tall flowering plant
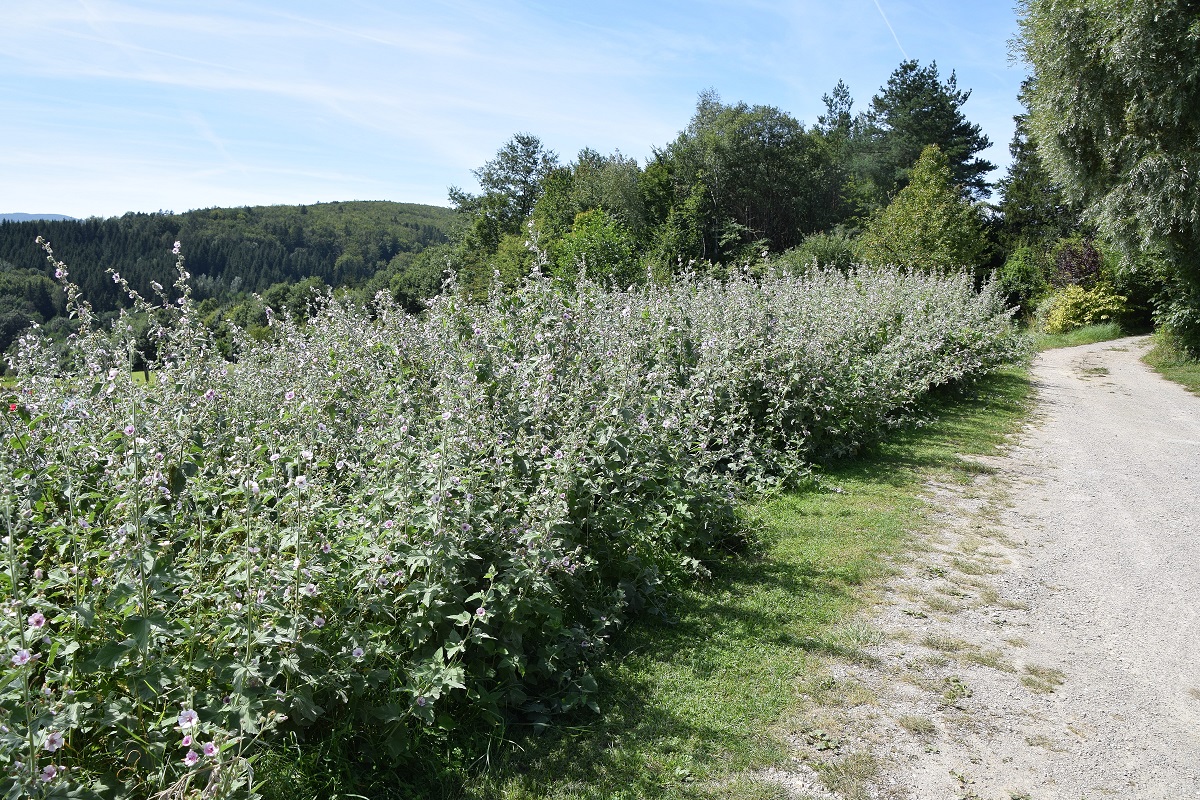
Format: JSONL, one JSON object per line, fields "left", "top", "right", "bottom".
{"left": 0, "top": 240, "right": 1022, "bottom": 797}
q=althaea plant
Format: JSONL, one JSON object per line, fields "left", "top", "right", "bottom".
{"left": 0, "top": 240, "right": 1023, "bottom": 797}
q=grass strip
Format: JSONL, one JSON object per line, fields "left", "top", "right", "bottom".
{"left": 1031, "top": 322, "right": 1125, "bottom": 351}
{"left": 421, "top": 368, "right": 1031, "bottom": 800}
{"left": 1142, "top": 332, "right": 1200, "bottom": 395}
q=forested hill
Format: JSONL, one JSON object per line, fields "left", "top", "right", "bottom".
{"left": 0, "top": 200, "right": 455, "bottom": 313}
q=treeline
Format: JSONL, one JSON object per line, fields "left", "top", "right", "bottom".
{"left": 0, "top": 201, "right": 455, "bottom": 359}
{"left": 446, "top": 61, "right": 1001, "bottom": 294}
{"left": 444, "top": 60, "right": 1160, "bottom": 339}
{"left": 4, "top": 54, "right": 1174, "bottom": 366}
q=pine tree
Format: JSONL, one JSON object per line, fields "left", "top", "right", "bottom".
{"left": 864, "top": 60, "right": 995, "bottom": 201}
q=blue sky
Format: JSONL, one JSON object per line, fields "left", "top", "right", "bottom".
{"left": 1, "top": 1, "right": 1028, "bottom": 218}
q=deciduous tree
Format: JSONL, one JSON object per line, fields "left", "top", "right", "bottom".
{"left": 1017, "top": 0, "right": 1200, "bottom": 348}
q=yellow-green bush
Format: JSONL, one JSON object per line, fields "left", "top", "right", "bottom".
{"left": 1038, "top": 283, "right": 1128, "bottom": 333}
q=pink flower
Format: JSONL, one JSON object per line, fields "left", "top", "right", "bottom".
{"left": 177, "top": 708, "right": 198, "bottom": 729}
{"left": 39, "top": 764, "right": 57, "bottom": 782}
{"left": 184, "top": 750, "right": 200, "bottom": 766}
{"left": 312, "top": 616, "right": 325, "bottom": 628}
{"left": 172, "top": 241, "right": 181, "bottom": 255}
{"left": 12, "top": 649, "right": 30, "bottom": 666}
{"left": 43, "top": 731, "right": 64, "bottom": 752}
{"left": 27, "top": 612, "right": 46, "bottom": 629}
{"left": 182, "top": 734, "right": 193, "bottom": 747}
{"left": 475, "top": 607, "right": 486, "bottom": 617}
{"left": 352, "top": 647, "right": 364, "bottom": 659}
{"left": 123, "top": 424, "right": 136, "bottom": 436}
{"left": 285, "top": 390, "right": 295, "bottom": 401}
{"left": 202, "top": 741, "right": 217, "bottom": 757}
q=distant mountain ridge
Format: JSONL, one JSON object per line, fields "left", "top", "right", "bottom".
{"left": 0, "top": 199, "right": 459, "bottom": 359}
{"left": 0, "top": 198, "right": 457, "bottom": 313}
{"left": 0, "top": 213, "right": 78, "bottom": 222}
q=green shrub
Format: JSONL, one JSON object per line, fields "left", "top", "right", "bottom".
{"left": 779, "top": 230, "right": 857, "bottom": 272}
{"left": 854, "top": 145, "right": 987, "bottom": 272}
{"left": 997, "top": 244, "right": 1050, "bottom": 312}
{"left": 552, "top": 209, "right": 639, "bottom": 287}
{"left": 1049, "top": 234, "right": 1104, "bottom": 289}
{"left": 0, "top": 241, "right": 1023, "bottom": 797}
{"left": 1037, "top": 282, "right": 1128, "bottom": 333}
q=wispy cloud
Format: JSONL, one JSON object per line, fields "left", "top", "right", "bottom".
{"left": 0, "top": 0, "right": 1024, "bottom": 217}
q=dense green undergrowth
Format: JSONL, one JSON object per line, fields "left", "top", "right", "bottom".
{"left": 0, "top": 242, "right": 1021, "bottom": 798}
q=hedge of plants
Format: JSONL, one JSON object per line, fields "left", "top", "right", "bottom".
{"left": 0, "top": 243, "right": 1023, "bottom": 797}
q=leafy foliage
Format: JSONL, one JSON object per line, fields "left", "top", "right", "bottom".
{"left": 450, "top": 133, "right": 559, "bottom": 252}
{"left": 855, "top": 145, "right": 986, "bottom": 272}
{"left": 550, "top": 209, "right": 639, "bottom": 286}
{"left": 654, "top": 91, "right": 834, "bottom": 262}
{"left": 0, "top": 239, "right": 1021, "bottom": 797}
{"left": 1018, "top": 0, "right": 1200, "bottom": 349}
{"left": 997, "top": 245, "right": 1051, "bottom": 313}
{"left": 779, "top": 231, "right": 857, "bottom": 273}
{"left": 995, "top": 94, "right": 1077, "bottom": 252}
{"left": 1037, "top": 283, "right": 1128, "bottom": 334}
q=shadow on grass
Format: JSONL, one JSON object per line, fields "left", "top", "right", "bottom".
{"left": 457, "top": 536, "right": 865, "bottom": 799}
{"left": 454, "top": 375, "right": 1031, "bottom": 799}
{"left": 835, "top": 369, "right": 1031, "bottom": 482}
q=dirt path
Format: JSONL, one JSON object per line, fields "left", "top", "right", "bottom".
{"left": 776, "top": 336, "right": 1200, "bottom": 799}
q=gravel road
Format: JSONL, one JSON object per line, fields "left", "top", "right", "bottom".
{"left": 780, "top": 336, "right": 1200, "bottom": 800}
{"left": 878, "top": 336, "right": 1200, "bottom": 798}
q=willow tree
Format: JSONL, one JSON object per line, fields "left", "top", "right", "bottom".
{"left": 1017, "top": 1, "right": 1200, "bottom": 348}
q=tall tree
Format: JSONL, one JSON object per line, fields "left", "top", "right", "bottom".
{"left": 449, "top": 133, "right": 559, "bottom": 250}
{"left": 812, "top": 80, "right": 873, "bottom": 225}
{"left": 531, "top": 148, "right": 647, "bottom": 247}
{"left": 856, "top": 145, "right": 986, "bottom": 272}
{"left": 657, "top": 91, "right": 831, "bottom": 261}
{"left": 1017, "top": 0, "right": 1200, "bottom": 348}
{"left": 996, "top": 102, "right": 1077, "bottom": 251}
{"left": 815, "top": 80, "right": 855, "bottom": 139}
{"left": 864, "top": 60, "right": 995, "bottom": 201}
